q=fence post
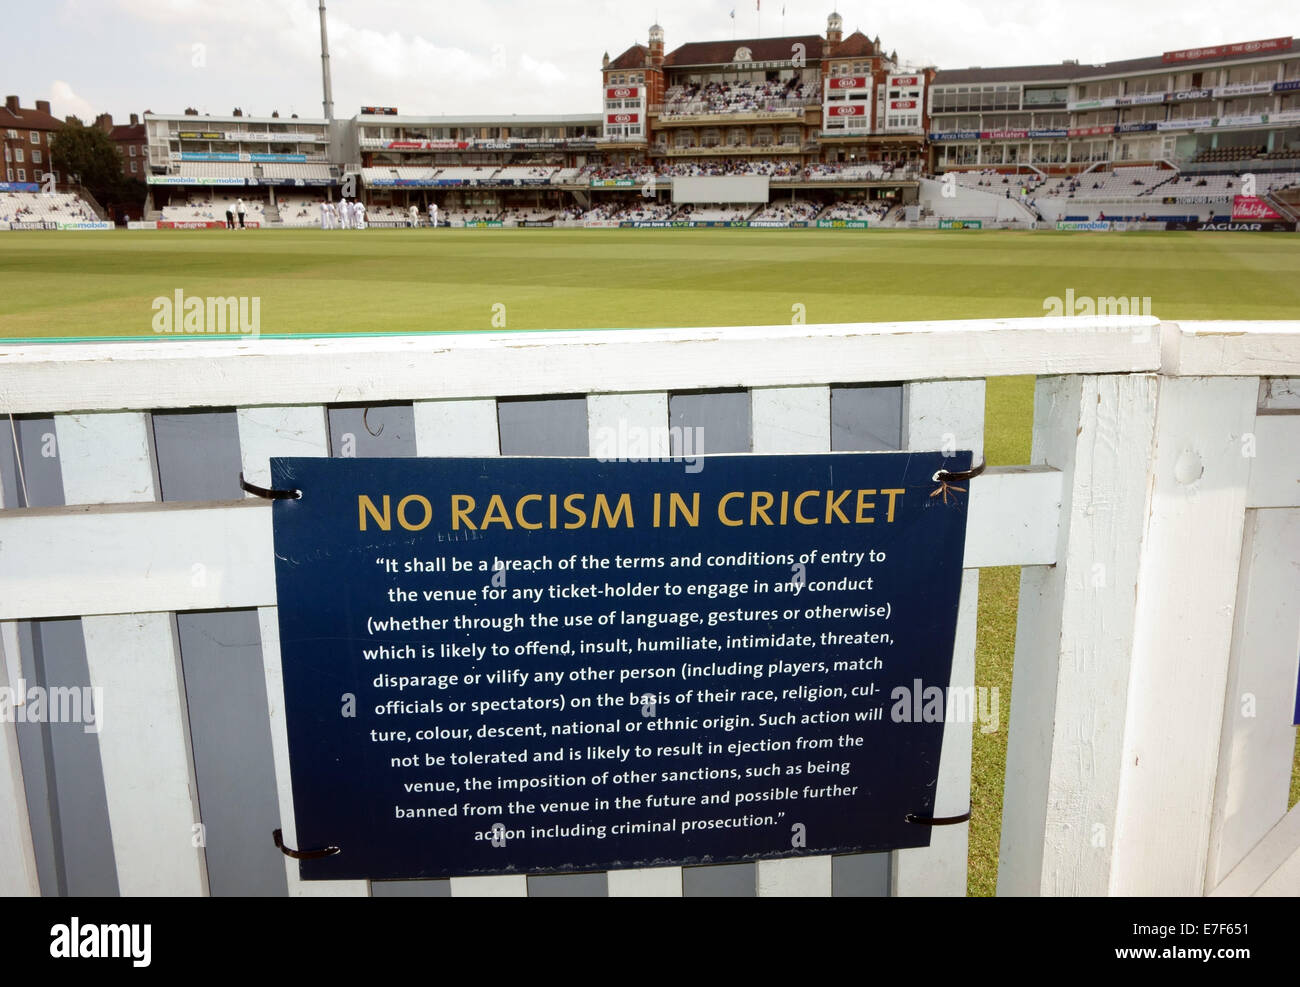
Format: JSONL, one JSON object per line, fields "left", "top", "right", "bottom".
{"left": 1109, "top": 376, "right": 1258, "bottom": 894}
{"left": 998, "top": 373, "right": 1159, "bottom": 896}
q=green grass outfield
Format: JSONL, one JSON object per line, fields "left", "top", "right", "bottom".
{"left": 2, "top": 227, "right": 1299, "bottom": 339}
{"left": 2, "top": 227, "right": 1297, "bottom": 894}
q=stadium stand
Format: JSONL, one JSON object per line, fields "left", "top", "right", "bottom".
{"left": 803, "top": 162, "right": 888, "bottom": 181}
{"left": 493, "top": 166, "right": 559, "bottom": 182}
{"left": 275, "top": 195, "right": 325, "bottom": 227}
{"left": 177, "top": 162, "right": 255, "bottom": 179}
{"left": 1156, "top": 173, "right": 1240, "bottom": 199}
{"left": 433, "top": 166, "right": 501, "bottom": 182}
{"left": 499, "top": 206, "right": 557, "bottom": 223}
{"left": 660, "top": 80, "right": 819, "bottom": 116}
{"left": 362, "top": 166, "right": 438, "bottom": 183}
{"left": 159, "top": 196, "right": 267, "bottom": 224}
{"left": 1192, "top": 146, "right": 1265, "bottom": 164}
{"left": 750, "top": 199, "right": 821, "bottom": 222}
{"left": 0, "top": 191, "right": 99, "bottom": 224}
{"left": 819, "top": 199, "right": 890, "bottom": 221}
{"left": 671, "top": 204, "right": 753, "bottom": 222}
{"left": 259, "top": 163, "right": 333, "bottom": 181}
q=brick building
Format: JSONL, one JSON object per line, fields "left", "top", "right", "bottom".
{"left": 598, "top": 13, "right": 935, "bottom": 169}
{"left": 2, "top": 95, "right": 64, "bottom": 186}
{"left": 96, "top": 113, "right": 148, "bottom": 180}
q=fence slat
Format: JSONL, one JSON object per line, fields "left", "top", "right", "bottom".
{"left": 1245, "top": 413, "right": 1300, "bottom": 507}
{"left": 587, "top": 391, "right": 679, "bottom": 897}
{"left": 54, "top": 412, "right": 156, "bottom": 504}
{"left": 0, "top": 622, "right": 39, "bottom": 895}
{"left": 56, "top": 409, "right": 208, "bottom": 896}
{"left": 0, "top": 470, "right": 39, "bottom": 895}
{"left": 237, "top": 406, "right": 330, "bottom": 489}
{"left": 1110, "top": 376, "right": 1258, "bottom": 895}
{"left": 998, "top": 374, "right": 1159, "bottom": 896}
{"left": 749, "top": 386, "right": 834, "bottom": 895}
{"left": 606, "top": 866, "right": 682, "bottom": 896}
{"left": 891, "top": 380, "right": 984, "bottom": 897}
{"left": 413, "top": 399, "right": 500, "bottom": 456}
{"left": 80, "top": 613, "right": 206, "bottom": 894}
{"left": 412, "top": 397, "right": 527, "bottom": 897}
{"left": 1206, "top": 508, "right": 1300, "bottom": 887}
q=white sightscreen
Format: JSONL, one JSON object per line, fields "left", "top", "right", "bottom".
{"left": 671, "top": 175, "right": 770, "bottom": 203}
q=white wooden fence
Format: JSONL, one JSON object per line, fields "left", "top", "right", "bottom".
{"left": 0, "top": 317, "right": 1296, "bottom": 896}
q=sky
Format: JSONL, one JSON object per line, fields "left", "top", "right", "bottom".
{"left": 7, "top": 1, "right": 1297, "bottom": 122}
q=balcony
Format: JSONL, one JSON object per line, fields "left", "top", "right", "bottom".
{"left": 660, "top": 143, "right": 806, "bottom": 157}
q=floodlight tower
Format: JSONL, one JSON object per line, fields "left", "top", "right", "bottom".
{"left": 319, "top": 0, "right": 335, "bottom": 121}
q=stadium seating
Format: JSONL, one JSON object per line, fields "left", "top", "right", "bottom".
{"left": 493, "top": 166, "right": 558, "bottom": 182}
{"left": 819, "top": 199, "right": 889, "bottom": 221}
{"left": 671, "top": 204, "right": 753, "bottom": 222}
{"left": 660, "top": 80, "right": 818, "bottom": 116}
{"left": 275, "top": 195, "right": 325, "bottom": 227}
{"left": 1257, "top": 172, "right": 1300, "bottom": 193}
{"left": 433, "top": 166, "right": 501, "bottom": 182}
{"left": 177, "top": 162, "right": 254, "bottom": 179}
{"left": 159, "top": 196, "right": 267, "bottom": 224}
{"left": 803, "top": 162, "right": 887, "bottom": 181}
{"left": 259, "top": 163, "right": 333, "bottom": 181}
{"left": 1156, "top": 173, "right": 1240, "bottom": 199}
{"left": 0, "top": 191, "right": 99, "bottom": 224}
{"left": 1192, "top": 146, "right": 1264, "bottom": 164}
{"left": 362, "top": 166, "right": 437, "bottom": 183}
{"left": 499, "top": 206, "right": 557, "bottom": 223}
{"left": 750, "top": 199, "right": 820, "bottom": 222}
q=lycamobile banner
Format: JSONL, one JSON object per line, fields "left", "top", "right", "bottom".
{"left": 1056, "top": 220, "right": 1112, "bottom": 231}
{"left": 938, "top": 219, "right": 981, "bottom": 229}
{"left": 148, "top": 175, "right": 247, "bottom": 186}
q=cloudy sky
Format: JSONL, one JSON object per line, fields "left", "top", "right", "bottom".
{"left": 10, "top": 1, "right": 1297, "bottom": 122}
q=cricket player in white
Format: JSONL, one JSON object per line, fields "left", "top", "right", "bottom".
{"left": 319, "top": 200, "right": 329, "bottom": 230}
{"left": 428, "top": 202, "right": 438, "bottom": 228}
{"left": 355, "top": 200, "right": 367, "bottom": 230}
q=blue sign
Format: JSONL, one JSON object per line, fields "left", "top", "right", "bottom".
{"left": 271, "top": 452, "right": 972, "bottom": 880}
